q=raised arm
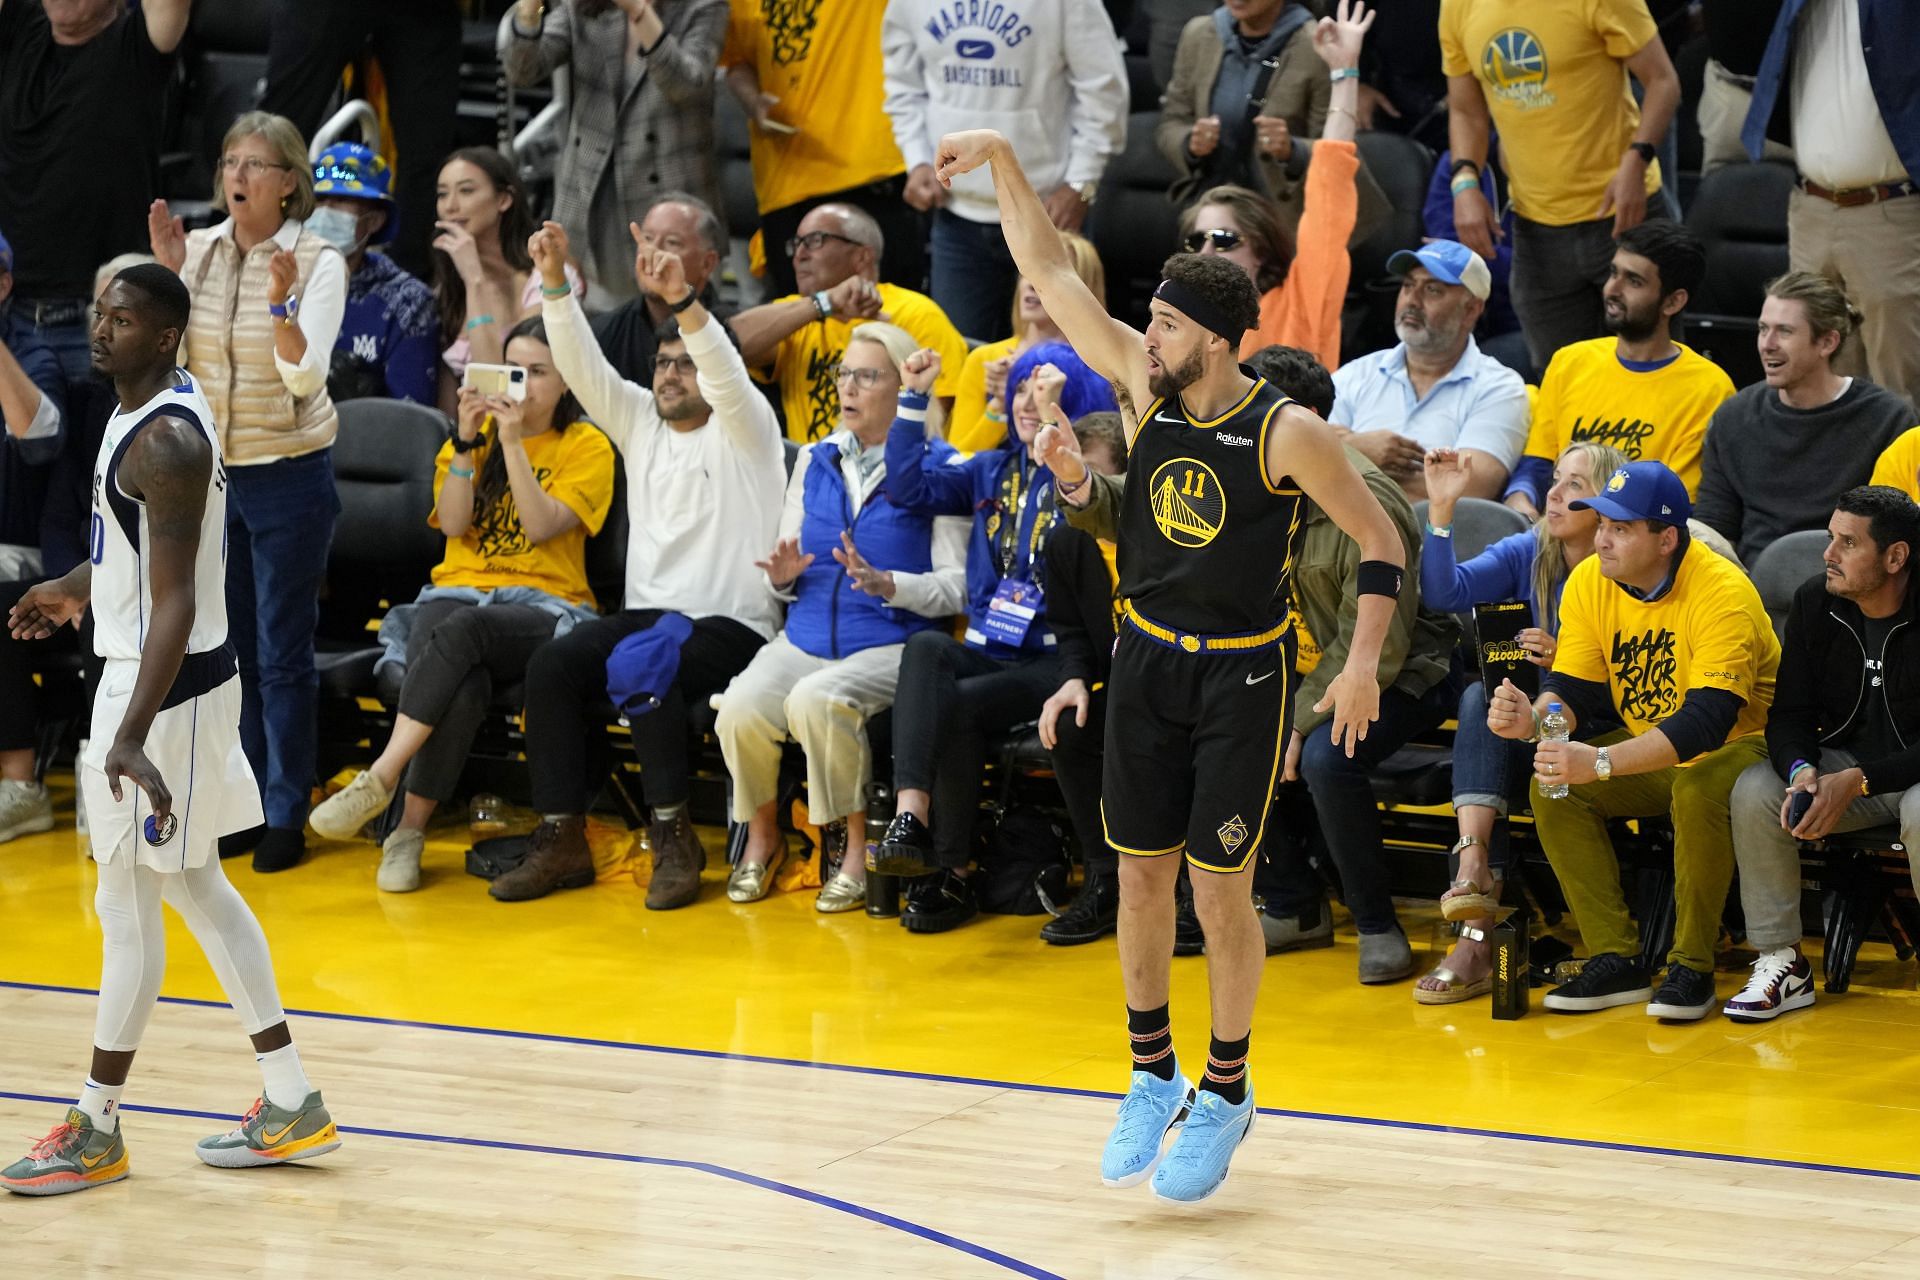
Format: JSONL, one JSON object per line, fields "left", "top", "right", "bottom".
{"left": 503, "top": 0, "right": 572, "bottom": 86}
{"left": 632, "top": 235, "right": 781, "bottom": 462}
{"left": 143, "top": 0, "right": 192, "bottom": 55}
{"left": 884, "top": 351, "right": 978, "bottom": 515}
{"left": 531, "top": 222, "right": 652, "bottom": 450}
{"left": 935, "top": 131, "right": 1147, "bottom": 407}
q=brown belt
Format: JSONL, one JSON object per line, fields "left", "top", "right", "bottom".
{"left": 1799, "top": 177, "right": 1918, "bottom": 208}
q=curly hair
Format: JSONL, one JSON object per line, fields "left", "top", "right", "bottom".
{"left": 1158, "top": 252, "right": 1262, "bottom": 339}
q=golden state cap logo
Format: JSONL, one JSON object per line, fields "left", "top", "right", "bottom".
{"left": 1607, "top": 469, "right": 1629, "bottom": 492}
{"left": 1148, "top": 457, "right": 1225, "bottom": 548}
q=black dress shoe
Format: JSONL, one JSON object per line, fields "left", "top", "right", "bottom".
{"left": 1040, "top": 877, "right": 1119, "bottom": 945}
{"left": 218, "top": 823, "right": 266, "bottom": 859}
{"left": 871, "top": 811, "right": 936, "bottom": 876}
{"left": 1173, "top": 889, "right": 1205, "bottom": 956}
{"left": 902, "top": 870, "right": 979, "bottom": 934}
{"left": 252, "top": 827, "right": 305, "bottom": 873}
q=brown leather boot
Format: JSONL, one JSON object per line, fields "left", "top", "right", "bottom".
{"left": 644, "top": 811, "right": 707, "bottom": 910}
{"left": 489, "top": 817, "right": 594, "bottom": 902}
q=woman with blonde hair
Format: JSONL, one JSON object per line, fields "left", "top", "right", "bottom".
{"left": 148, "top": 110, "right": 348, "bottom": 874}
{"left": 946, "top": 231, "right": 1105, "bottom": 454}
{"left": 716, "top": 320, "right": 969, "bottom": 911}
{"left": 1410, "top": 439, "right": 1630, "bottom": 1003}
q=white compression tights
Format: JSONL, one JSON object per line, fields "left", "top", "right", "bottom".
{"left": 92, "top": 857, "right": 288, "bottom": 1053}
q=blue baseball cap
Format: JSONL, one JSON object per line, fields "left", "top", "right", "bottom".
{"left": 311, "top": 143, "right": 398, "bottom": 243}
{"left": 1571, "top": 461, "right": 1692, "bottom": 526}
{"left": 1386, "top": 239, "right": 1491, "bottom": 300}
{"left": 605, "top": 613, "right": 694, "bottom": 719}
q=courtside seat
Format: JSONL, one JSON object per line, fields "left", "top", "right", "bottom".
{"left": 1751, "top": 529, "right": 1828, "bottom": 642}
{"left": 1814, "top": 829, "right": 1916, "bottom": 993}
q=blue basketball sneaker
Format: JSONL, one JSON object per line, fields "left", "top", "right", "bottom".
{"left": 1100, "top": 1068, "right": 1194, "bottom": 1188}
{"left": 1150, "top": 1082, "right": 1256, "bottom": 1204}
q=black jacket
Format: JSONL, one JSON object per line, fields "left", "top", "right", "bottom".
{"left": 1766, "top": 572, "right": 1920, "bottom": 795}
{"left": 1044, "top": 525, "right": 1116, "bottom": 690}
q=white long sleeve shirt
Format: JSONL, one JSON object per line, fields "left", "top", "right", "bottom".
{"left": 881, "top": 0, "right": 1128, "bottom": 223}
{"left": 543, "top": 293, "right": 787, "bottom": 638}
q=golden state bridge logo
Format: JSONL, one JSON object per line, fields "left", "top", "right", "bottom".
{"left": 1482, "top": 29, "right": 1554, "bottom": 109}
{"left": 1149, "top": 457, "right": 1225, "bottom": 548}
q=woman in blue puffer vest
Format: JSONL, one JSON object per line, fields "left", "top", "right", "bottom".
{"left": 715, "top": 322, "right": 971, "bottom": 913}
{"left": 872, "top": 339, "right": 1118, "bottom": 933}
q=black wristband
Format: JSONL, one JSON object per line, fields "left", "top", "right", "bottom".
{"left": 1449, "top": 157, "right": 1481, "bottom": 179}
{"left": 1356, "top": 559, "right": 1403, "bottom": 599}
{"left": 450, "top": 431, "right": 480, "bottom": 454}
{"left": 1627, "top": 141, "right": 1657, "bottom": 165}
{"left": 667, "top": 289, "right": 699, "bottom": 314}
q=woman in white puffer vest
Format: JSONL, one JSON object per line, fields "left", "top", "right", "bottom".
{"left": 149, "top": 111, "right": 347, "bottom": 874}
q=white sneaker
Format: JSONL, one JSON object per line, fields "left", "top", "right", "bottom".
{"left": 1722, "top": 948, "right": 1816, "bottom": 1023}
{"left": 376, "top": 828, "right": 424, "bottom": 893}
{"left": 309, "top": 770, "right": 392, "bottom": 840}
{"left": 0, "top": 779, "right": 54, "bottom": 843}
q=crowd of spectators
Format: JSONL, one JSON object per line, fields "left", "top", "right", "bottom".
{"left": 1, "top": 0, "right": 1918, "bottom": 1024}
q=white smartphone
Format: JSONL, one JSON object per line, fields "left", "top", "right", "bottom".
{"left": 463, "top": 362, "right": 527, "bottom": 402}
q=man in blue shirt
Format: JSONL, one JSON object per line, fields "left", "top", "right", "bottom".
{"left": 1330, "top": 240, "right": 1529, "bottom": 502}
{"left": 309, "top": 144, "right": 437, "bottom": 406}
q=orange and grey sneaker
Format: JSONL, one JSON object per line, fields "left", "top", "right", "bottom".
{"left": 195, "top": 1093, "right": 341, "bottom": 1168}
{"left": 1, "top": 1108, "right": 129, "bottom": 1196}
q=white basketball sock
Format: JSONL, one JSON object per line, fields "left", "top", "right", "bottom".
{"left": 257, "top": 1044, "right": 314, "bottom": 1110}
{"left": 78, "top": 1077, "right": 125, "bottom": 1133}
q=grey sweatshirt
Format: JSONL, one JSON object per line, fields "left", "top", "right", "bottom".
{"left": 1693, "top": 378, "right": 1916, "bottom": 564}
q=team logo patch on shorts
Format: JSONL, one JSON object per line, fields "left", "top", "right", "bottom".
{"left": 144, "top": 812, "right": 178, "bottom": 846}
{"left": 1216, "top": 815, "right": 1248, "bottom": 857}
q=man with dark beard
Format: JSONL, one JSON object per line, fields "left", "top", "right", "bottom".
{"left": 934, "top": 0, "right": 1405, "bottom": 1205}
{"left": 1329, "top": 239, "right": 1529, "bottom": 501}
{"left": 1501, "top": 222, "right": 1734, "bottom": 520}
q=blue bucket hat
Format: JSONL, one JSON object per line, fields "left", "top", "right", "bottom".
{"left": 311, "top": 142, "right": 398, "bottom": 244}
{"left": 606, "top": 614, "right": 695, "bottom": 719}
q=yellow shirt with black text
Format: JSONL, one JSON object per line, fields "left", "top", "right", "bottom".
{"left": 1553, "top": 542, "right": 1778, "bottom": 750}
{"left": 1521, "top": 339, "right": 1733, "bottom": 496}
{"left": 767, "top": 282, "right": 970, "bottom": 443}
{"left": 430, "top": 421, "right": 616, "bottom": 608}
{"left": 1439, "top": 0, "right": 1662, "bottom": 226}
{"left": 1870, "top": 426, "right": 1920, "bottom": 502}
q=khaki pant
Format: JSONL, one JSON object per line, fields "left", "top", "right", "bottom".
{"left": 1533, "top": 732, "right": 1769, "bottom": 974}
{"left": 1789, "top": 186, "right": 1920, "bottom": 407}
{"left": 1697, "top": 60, "right": 1793, "bottom": 174}
{"left": 714, "top": 633, "right": 906, "bottom": 825}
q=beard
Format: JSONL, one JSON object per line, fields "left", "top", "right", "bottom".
{"left": 656, "top": 390, "right": 707, "bottom": 422}
{"left": 1146, "top": 344, "right": 1205, "bottom": 401}
{"left": 1395, "top": 311, "right": 1466, "bottom": 358}
{"left": 1603, "top": 298, "right": 1662, "bottom": 343}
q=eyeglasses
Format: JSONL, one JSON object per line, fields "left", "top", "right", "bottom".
{"left": 830, "top": 365, "right": 895, "bottom": 391}
{"left": 652, "top": 354, "right": 698, "bottom": 377}
{"left": 1183, "top": 228, "right": 1243, "bottom": 254}
{"left": 219, "top": 156, "right": 294, "bottom": 178}
{"left": 785, "top": 230, "right": 863, "bottom": 257}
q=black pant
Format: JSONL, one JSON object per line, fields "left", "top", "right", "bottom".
{"left": 523, "top": 610, "right": 763, "bottom": 814}
{"left": 1048, "top": 686, "right": 1114, "bottom": 878}
{"left": 759, "top": 174, "right": 928, "bottom": 297}
{"left": 396, "top": 599, "right": 556, "bottom": 804}
{"left": 261, "top": 0, "right": 462, "bottom": 279}
{"left": 0, "top": 578, "right": 77, "bottom": 752}
{"left": 891, "top": 631, "right": 1062, "bottom": 868}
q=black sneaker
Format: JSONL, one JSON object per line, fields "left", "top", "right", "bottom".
{"left": 1647, "top": 963, "right": 1717, "bottom": 1021}
{"left": 1542, "top": 952, "right": 1651, "bottom": 1013}
{"left": 902, "top": 870, "right": 979, "bottom": 934}
{"left": 871, "top": 812, "right": 936, "bottom": 877}
{"left": 1173, "top": 889, "right": 1205, "bottom": 956}
{"left": 252, "top": 826, "right": 305, "bottom": 874}
{"left": 1041, "top": 877, "right": 1119, "bottom": 945}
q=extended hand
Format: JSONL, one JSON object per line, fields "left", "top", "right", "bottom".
{"left": 147, "top": 199, "right": 186, "bottom": 272}
{"left": 834, "top": 531, "right": 895, "bottom": 601}
{"left": 7, "top": 578, "right": 86, "bottom": 639}
{"left": 1312, "top": 665, "right": 1379, "bottom": 757}
{"left": 755, "top": 536, "right": 815, "bottom": 591}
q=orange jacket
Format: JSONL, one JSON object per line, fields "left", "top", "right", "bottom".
{"left": 1240, "top": 139, "right": 1358, "bottom": 372}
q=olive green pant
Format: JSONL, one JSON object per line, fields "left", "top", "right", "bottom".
{"left": 1532, "top": 732, "right": 1769, "bottom": 975}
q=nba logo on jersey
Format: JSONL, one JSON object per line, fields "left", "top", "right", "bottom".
{"left": 144, "top": 813, "right": 178, "bottom": 846}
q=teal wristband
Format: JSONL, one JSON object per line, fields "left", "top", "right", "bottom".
{"left": 465, "top": 314, "right": 496, "bottom": 333}
{"left": 448, "top": 464, "right": 474, "bottom": 480}
{"left": 1329, "top": 67, "right": 1359, "bottom": 83}
{"left": 1425, "top": 522, "right": 1452, "bottom": 539}
{"left": 539, "top": 282, "right": 571, "bottom": 299}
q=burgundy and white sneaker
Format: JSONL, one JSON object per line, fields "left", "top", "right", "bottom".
{"left": 1722, "top": 948, "right": 1816, "bottom": 1023}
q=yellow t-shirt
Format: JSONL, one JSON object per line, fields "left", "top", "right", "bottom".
{"left": 949, "top": 335, "right": 1023, "bottom": 454}
{"left": 1870, "top": 426, "right": 1920, "bottom": 502}
{"left": 1553, "top": 543, "right": 1779, "bottom": 749}
{"left": 721, "top": 0, "right": 905, "bottom": 215}
{"left": 429, "top": 421, "right": 617, "bottom": 608}
{"left": 1521, "top": 339, "right": 1733, "bottom": 496}
{"left": 769, "top": 282, "right": 970, "bottom": 443}
{"left": 1439, "top": 0, "right": 1661, "bottom": 226}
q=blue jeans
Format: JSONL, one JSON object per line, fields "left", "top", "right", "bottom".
{"left": 1270, "top": 678, "right": 1458, "bottom": 933}
{"left": 28, "top": 314, "right": 95, "bottom": 388}
{"left": 929, "top": 209, "right": 1019, "bottom": 344}
{"left": 1451, "top": 680, "right": 1535, "bottom": 815}
{"left": 226, "top": 451, "right": 340, "bottom": 829}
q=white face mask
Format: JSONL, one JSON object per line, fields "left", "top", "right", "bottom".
{"left": 308, "top": 205, "right": 369, "bottom": 255}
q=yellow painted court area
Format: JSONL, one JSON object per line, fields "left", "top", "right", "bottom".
{"left": 9, "top": 786, "right": 1920, "bottom": 1277}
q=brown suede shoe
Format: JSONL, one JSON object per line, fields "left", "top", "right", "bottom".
{"left": 489, "top": 817, "right": 594, "bottom": 902}
{"left": 644, "top": 812, "right": 707, "bottom": 910}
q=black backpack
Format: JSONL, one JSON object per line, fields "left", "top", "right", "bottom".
{"left": 973, "top": 805, "right": 1072, "bottom": 915}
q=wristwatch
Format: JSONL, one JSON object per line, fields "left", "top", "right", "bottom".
{"left": 1073, "top": 181, "right": 1098, "bottom": 205}
{"left": 811, "top": 290, "right": 833, "bottom": 320}
{"left": 1626, "top": 141, "right": 1657, "bottom": 165}
{"left": 1594, "top": 746, "right": 1614, "bottom": 782}
{"left": 269, "top": 294, "right": 299, "bottom": 327}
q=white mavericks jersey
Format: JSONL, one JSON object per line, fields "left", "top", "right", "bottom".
{"left": 90, "top": 371, "right": 230, "bottom": 661}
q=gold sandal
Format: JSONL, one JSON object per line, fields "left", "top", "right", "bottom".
{"left": 1440, "top": 835, "right": 1500, "bottom": 921}
{"left": 1413, "top": 924, "right": 1494, "bottom": 1005}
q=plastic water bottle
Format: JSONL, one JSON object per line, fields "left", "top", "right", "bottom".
{"left": 1539, "top": 702, "right": 1571, "bottom": 800}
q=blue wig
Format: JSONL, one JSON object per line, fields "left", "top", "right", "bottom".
{"left": 1004, "top": 341, "right": 1117, "bottom": 443}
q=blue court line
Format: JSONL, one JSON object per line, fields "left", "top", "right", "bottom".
{"left": 0, "top": 1088, "right": 1065, "bottom": 1280}
{"left": 7, "top": 978, "right": 1919, "bottom": 1186}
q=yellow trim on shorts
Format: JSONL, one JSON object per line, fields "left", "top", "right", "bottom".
{"left": 1100, "top": 798, "right": 1185, "bottom": 858}
{"left": 1187, "top": 647, "right": 1293, "bottom": 875}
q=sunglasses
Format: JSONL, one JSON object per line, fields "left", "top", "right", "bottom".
{"left": 1183, "top": 228, "right": 1244, "bottom": 254}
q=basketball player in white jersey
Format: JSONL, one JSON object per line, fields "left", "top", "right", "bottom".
{"left": 2, "top": 265, "right": 339, "bottom": 1196}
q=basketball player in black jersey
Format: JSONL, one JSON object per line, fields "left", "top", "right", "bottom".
{"left": 935, "top": 0, "right": 1400, "bottom": 1204}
